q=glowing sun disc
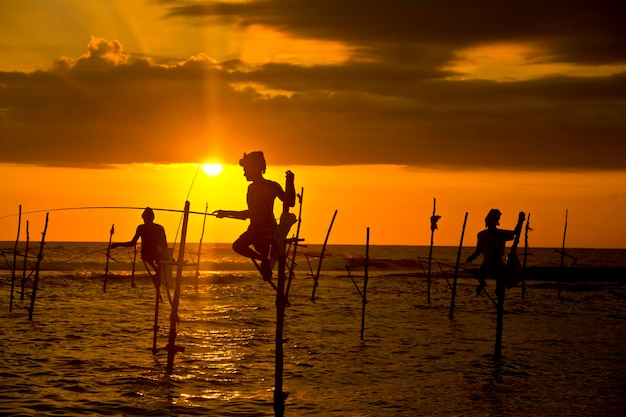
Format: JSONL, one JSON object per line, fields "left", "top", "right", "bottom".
{"left": 202, "top": 163, "right": 223, "bottom": 176}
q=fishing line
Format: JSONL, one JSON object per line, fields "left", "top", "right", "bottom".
{"left": 171, "top": 165, "right": 201, "bottom": 263}
{"left": 0, "top": 206, "right": 213, "bottom": 219}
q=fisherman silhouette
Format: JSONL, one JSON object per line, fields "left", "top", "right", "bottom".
{"left": 215, "top": 151, "right": 295, "bottom": 281}
{"left": 110, "top": 207, "right": 168, "bottom": 291}
{"left": 466, "top": 209, "right": 525, "bottom": 297}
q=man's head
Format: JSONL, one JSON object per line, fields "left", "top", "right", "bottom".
{"left": 239, "top": 151, "right": 266, "bottom": 179}
{"left": 142, "top": 207, "right": 155, "bottom": 223}
{"left": 485, "top": 208, "right": 501, "bottom": 227}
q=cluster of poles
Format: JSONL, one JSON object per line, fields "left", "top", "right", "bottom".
{"left": 2, "top": 191, "right": 577, "bottom": 417}
{"left": 2, "top": 205, "right": 49, "bottom": 320}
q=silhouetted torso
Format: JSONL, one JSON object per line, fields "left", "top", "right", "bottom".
{"left": 247, "top": 178, "right": 283, "bottom": 228}
{"left": 475, "top": 227, "right": 516, "bottom": 268}
{"left": 135, "top": 222, "right": 167, "bottom": 262}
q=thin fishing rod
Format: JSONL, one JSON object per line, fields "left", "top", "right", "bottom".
{"left": 174, "top": 165, "right": 201, "bottom": 246}
{"left": 0, "top": 206, "right": 220, "bottom": 219}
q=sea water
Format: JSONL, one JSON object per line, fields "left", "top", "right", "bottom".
{"left": 0, "top": 243, "right": 624, "bottom": 416}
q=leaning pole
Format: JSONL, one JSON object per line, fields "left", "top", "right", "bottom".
{"left": 166, "top": 201, "right": 190, "bottom": 374}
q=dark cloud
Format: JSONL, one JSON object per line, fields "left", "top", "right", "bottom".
{"left": 163, "top": 0, "right": 626, "bottom": 65}
{"left": 1, "top": 0, "right": 625, "bottom": 172}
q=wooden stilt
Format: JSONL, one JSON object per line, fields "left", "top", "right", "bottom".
{"left": 28, "top": 213, "right": 49, "bottom": 321}
{"left": 20, "top": 221, "right": 30, "bottom": 301}
{"left": 449, "top": 212, "right": 468, "bottom": 320}
{"left": 284, "top": 187, "right": 304, "bottom": 301}
{"left": 194, "top": 204, "right": 209, "bottom": 293}
{"left": 274, "top": 243, "right": 287, "bottom": 417}
{"left": 495, "top": 211, "right": 525, "bottom": 360}
{"left": 103, "top": 224, "right": 114, "bottom": 292}
{"left": 130, "top": 244, "right": 137, "bottom": 288}
{"left": 427, "top": 198, "right": 438, "bottom": 304}
{"left": 152, "top": 267, "right": 161, "bottom": 354}
{"left": 558, "top": 209, "right": 568, "bottom": 299}
{"left": 273, "top": 171, "right": 296, "bottom": 417}
{"left": 522, "top": 213, "right": 531, "bottom": 299}
{"left": 310, "top": 209, "right": 337, "bottom": 302}
{"left": 166, "top": 201, "right": 190, "bottom": 374}
{"left": 9, "top": 205, "right": 21, "bottom": 312}
{"left": 360, "top": 228, "right": 370, "bottom": 341}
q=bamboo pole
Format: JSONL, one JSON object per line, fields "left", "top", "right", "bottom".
{"left": 103, "top": 224, "right": 114, "bottom": 292}
{"left": 20, "top": 221, "right": 30, "bottom": 301}
{"left": 360, "top": 227, "right": 370, "bottom": 341}
{"left": 273, "top": 171, "right": 296, "bottom": 417}
{"left": 274, "top": 236, "right": 288, "bottom": 416}
{"left": 558, "top": 209, "right": 568, "bottom": 299}
{"left": 427, "top": 198, "right": 437, "bottom": 304}
{"left": 194, "top": 204, "right": 209, "bottom": 293}
{"left": 310, "top": 209, "right": 338, "bottom": 302}
{"left": 166, "top": 201, "right": 190, "bottom": 374}
{"left": 522, "top": 213, "right": 531, "bottom": 299}
{"left": 449, "top": 212, "right": 468, "bottom": 320}
{"left": 29, "top": 213, "right": 49, "bottom": 321}
{"left": 285, "top": 187, "right": 304, "bottom": 301}
{"left": 494, "top": 212, "right": 525, "bottom": 360}
{"left": 130, "top": 244, "right": 137, "bottom": 288}
{"left": 152, "top": 268, "right": 161, "bottom": 354}
{"left": 9, "top": 205, "right": 21, "bottom": 312}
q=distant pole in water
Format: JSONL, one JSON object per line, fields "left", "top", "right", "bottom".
{"left": 449, "top": 212, "right": 468, "bottom": 320}
{"left": 427, "top": 198, "right": 439, "bottom": 304}
{"left": 167, "top": 201, "right": 190, "bottom": 374}
{"left": 558, "top": 209, "right": 568, "bottom": 299}
{"left": 103, "top": 224, "right": 114, "bottom": 292}
{"left": 130, "top": 244, "right": 137, "bottom": 288}
{"left": 522, "top": 213, "right": 531, "bottom": 299}
{"left": 310, "top": 209, "right": 337, "bottom": 302}
{"left": 20, "top": 221, "right": 30, "bottom": 301}
{"left": 9, "top": 205, "right": 21, "bottom": 312}
{"left": 194, "top": 203, "right": 209, "bottom": 293}
{"left": 29, "top": 213, "right": 49, "bottom": 321}
{"left": 360, "top": 227, "right": 370, "bottom": 341}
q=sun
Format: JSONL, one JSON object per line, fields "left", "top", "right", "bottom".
{"left": 202, "top": 163, "right": 223, "bottom": 176}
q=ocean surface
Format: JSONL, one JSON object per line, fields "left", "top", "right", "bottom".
{"left": 0, "top": 242, "right": 625, "bottom": 416}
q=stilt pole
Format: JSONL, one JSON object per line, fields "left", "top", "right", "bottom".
{"left": 495, "top": 212, "right": 525, "bottom": 360}
{"left": 9, "top": 205, "right": 21, "bottom": 312}
{"left": 522, "top": 213, "right": 531, "bottom": 299}
{"left": 310, "top": 209, "right": 337, "bottom": 302}
{"left": 194, "top": 203, "right": 209, "bottom": 293}
{"left": 427, "top": 198, "right": 437, "bottom": 304}
{"left": 152, "top": 267, "right": 161, "bottom": 354}
{"left": 20, "top": 221, "right": 30, "bottom": 301}
{"left": 130, "top": 244, "right": 137, "bottom": 288}
{"left": 274, "top": 241, "right": 287, "bottom": 416}
{"left": 103, "top": 224, "right": 114, "bottom": 292}
{"left": 360, "top": 227, "right": 370, "bottom": 341}
{"left": 274, "top": 171, "right": 296, "bottom": 417}
{"left": 285, "top": 187, "right": 304, "bottom": 301}
{"left": 449, "top": 212, "right": 468, "bottom": 320}
{"left": 167, "top": 201, "right": 190, "bottom": 374}
{"left": 558, "top": 209, "right": 568, "bottom": 299}
{"left": 29, "top": 213, "right": 49, "bottom": 321}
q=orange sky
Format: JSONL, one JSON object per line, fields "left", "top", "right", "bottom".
{"left": 1, "top": 1, "right": 625, "bottom": 248}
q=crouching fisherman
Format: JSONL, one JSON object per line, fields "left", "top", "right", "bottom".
{"left": 215, "top": 151, "right": 295, "bottom": 281}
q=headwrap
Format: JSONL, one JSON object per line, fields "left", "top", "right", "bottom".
{"left": 239, "top": 151, "right": 266, "bottom": 173}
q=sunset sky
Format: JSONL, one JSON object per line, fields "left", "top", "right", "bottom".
{"left": 1, "top": 1, "right": 625, "bottom": 248}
